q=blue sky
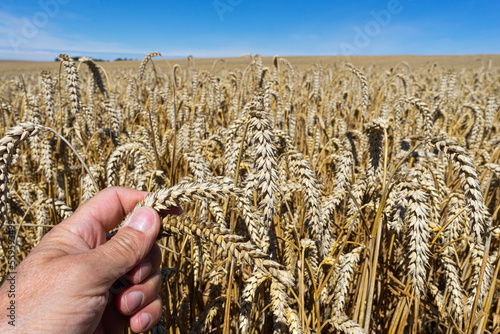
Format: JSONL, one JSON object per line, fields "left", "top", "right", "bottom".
{"left": 0, "top": 0, "right": 499, "bottom": 61}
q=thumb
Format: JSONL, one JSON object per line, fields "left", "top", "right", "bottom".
{"left": 88, "top": 207, "right": 161, "bottom": 285}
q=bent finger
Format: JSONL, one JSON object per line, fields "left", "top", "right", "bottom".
{"left": 117, "top": 268, "right": 161, "bottom": 316}
{"left": 125, "top": 243, "right": 162, "bottom": 284}
{"left": 129, "top": 295, "right": 163, "bottom": 333}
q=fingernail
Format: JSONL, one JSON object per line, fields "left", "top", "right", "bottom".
{"left": 139, "top": 312, "right": 152, "bottom": 330}
{"left": 125, "top": 291, "right": 144, "bottom": 314}
{"left": 138, "top": 262, "right": 152, "bottom": 283}
{"left": 126, "top": 207, "right": 156, "bottom": 232}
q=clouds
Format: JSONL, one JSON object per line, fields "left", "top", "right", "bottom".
{"left": 0, "top": 9, "right": 148, "bottom": 61}
{"left": 0, "top": 8, "right": 257, "bottom": 60}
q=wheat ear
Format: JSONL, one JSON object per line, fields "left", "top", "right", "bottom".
{"left": 0, "top": 123, "right": 41, "bottom": 226}
{"left": 345, "top": 63, "right": 369, "bottom": 119}
{"left": 138, "top": 52, "right": 162, "bottom": 82}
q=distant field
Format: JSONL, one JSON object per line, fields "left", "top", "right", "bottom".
{"left": 1, "top": 54, "right": 499, "bottom": 75}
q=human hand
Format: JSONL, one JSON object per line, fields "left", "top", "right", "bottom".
{"left": 0, "top": 187, "right": 179, "bottom": 333}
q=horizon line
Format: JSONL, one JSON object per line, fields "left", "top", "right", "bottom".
{"left": 1, "top": 53, "right": 499, "bottom": 63}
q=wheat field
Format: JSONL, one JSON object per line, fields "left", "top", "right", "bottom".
{"left": 0, "top": 53, "right": 499, "bottom": 333}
